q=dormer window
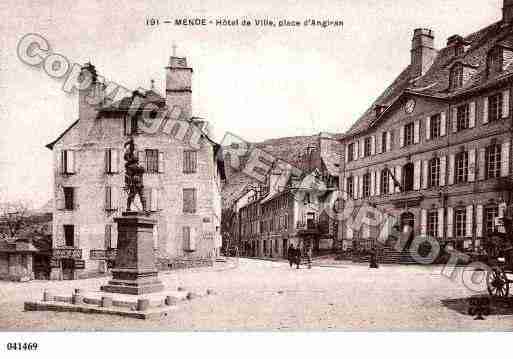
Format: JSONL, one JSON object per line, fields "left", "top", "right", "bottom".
{"left": 488, "top": 47, "right": 504, "bottom": 76}
{"left": 454, "top": 45, "right": 464, "bottom": 57}
{"left": 449, "top": 64, "right": 464, "bottom": 90}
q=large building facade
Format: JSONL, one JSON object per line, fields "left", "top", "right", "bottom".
{"left": 339, "top": 1, "right": 513, "bottom": 258}
{"left": 47, "top": 56, "right": 224, "bottom": 279}
{"left": 231, "top": 134, "right": 342, "bottom": 258}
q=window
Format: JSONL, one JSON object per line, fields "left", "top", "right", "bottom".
{"left": 64, "top": 225, "right": 74, "bottom": 247}
{"left": 381, "top": 132, "right": 388, "bottom": 153}
{"left": 404, "top": 123, "right": 414, "bottom": 146}
{"left": 454, "top": 208, "right": 466, "bottom": 237}
{"left": 450, "top": 65, "right": 463, "bottom": 90}
{"left": 183, "top": 150, "right": 197, "bottom": 174}
{"left": 486, "top": 144, "right": 501, "bottom": 179}
{"left": 284, "top": 214, "right": 288, "bottom": 230}
{"left": 346, "top": 176, "right": 354, "bottom": 198}
{"left": 124, "top": 115, "right": 137, "bottom": 136}
{"left": 105, "top": 149, "right": 119, "bottom": 174}
{"left": 105, "top": 224, "right": 112, "bottom": 249}
{"left": 183, "top": 188, "right": 197, "bottom": 214}
{"left": 456, "top": 104, "right": 470, "bottom": 131}
{"left": 430, "top": 114, "right": 441, "bottom": 139}
{"left": 380, "top": 170, "right": 389, "bottom": 195}
{"left": 429, "top": 158, "right": 440, "bottom": 188}
{"left": 105, "top": 186, "right": 117, "bottom": 211}
{"left": 63, "top": 187, "right": 74, "bottom": 211}
{"left": 362, "top": 173, "right": 371, "bottom": 198}
{"left": 183, "top": 226, "right": 195, "bottom": 251}
{"left": 364, "top": 137, "right": 372, "bottom": 157}
{"left": 145, "top": 149, "right": 159, "bottom": 173}
{"left": 347, "top": 143, "right": 355, "bottom": 162}
{"left": 455, "top": 152, "right": 469, "bottom": 184}
{"left": 488, "top": 48, "right": 503, "bottom": 74}
{"left": 60, "top": 150, "right": 75, "bottom": 175}
{"left": 455, "top": 45, "right": 464, "bottom": 57}
{"left": 403, "top": 163, "right": 414, "bottom": 192}
{"left": 489, "top": 93, "right": 503, "bottom": 122}
{"left": 484, "top": 205, "right": 499, "bottom": 235}
{"left": 427, "top": 211, "right": 438, "bottom": 238}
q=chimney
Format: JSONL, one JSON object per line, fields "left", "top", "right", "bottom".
{"left": 166, "top": 56, "right": 192, "bottom": 120}
{"left": 410, "top": 28, "right": 436, "bottom": 78}
{"left": 78, "top": 63, "right": 103, "bottom": 142}
{"left": 504, "top": 0, "right": 513, "bottom": 23}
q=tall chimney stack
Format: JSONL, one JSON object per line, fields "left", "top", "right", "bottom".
{"left": 165, "top": 56, "right": 192, "bottom": 120}
{"left": 410, "top": 28, "right": 436, "bottom": 78}
{"left": 504, "top": 0, "right": 513, "bottom": 23}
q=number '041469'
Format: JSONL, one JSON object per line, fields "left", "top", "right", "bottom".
{"left": 6, "top": 342, "right": 39, "bottom": 351}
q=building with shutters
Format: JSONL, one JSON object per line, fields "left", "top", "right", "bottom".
{"left": 46, "top": 56, "right": 225, "bottom": 280}
{"left": 339, "top": 1, "right": 513, "bottom": 259}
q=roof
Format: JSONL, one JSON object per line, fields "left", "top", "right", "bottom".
{"left": 45, "top": 119, "right": 79, "bottom": 150}
{"left": 346, "top": 21, "right": 513, "bottom": 138}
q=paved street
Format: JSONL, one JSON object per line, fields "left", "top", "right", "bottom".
{"left": 0, "top": 259, "right": 512, "bottom": 331}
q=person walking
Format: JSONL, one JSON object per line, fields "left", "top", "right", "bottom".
{"left": 287, "top": 244, "right": 296, "bottom": 268}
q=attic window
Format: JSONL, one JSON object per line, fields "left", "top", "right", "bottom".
{"left": 449, "top": 64, "right": 464, "bottom": 90}
{"left": 454, "top": 45, "right": 464, "bottom": 57}
{"left": 488, "top": 48, "right": 504, "bottom": 75}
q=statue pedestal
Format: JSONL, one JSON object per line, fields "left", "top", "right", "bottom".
{"left": 101, "top": 212, "right": 164, "bottom": 295}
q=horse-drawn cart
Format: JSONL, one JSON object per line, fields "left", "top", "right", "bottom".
{"left": 484, "top": 217, "right": 513, "bottom": 298}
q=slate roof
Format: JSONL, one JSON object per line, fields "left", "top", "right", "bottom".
{"left": 345, "top": 21, "right": 513, "bottom": 138}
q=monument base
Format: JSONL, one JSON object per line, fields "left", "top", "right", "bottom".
{"left": 101, "top": 269, "right": 164, "bottom": 295}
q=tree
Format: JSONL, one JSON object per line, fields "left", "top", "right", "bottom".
{"left": 0, "top": 201, "right": 32, "bottom": 239}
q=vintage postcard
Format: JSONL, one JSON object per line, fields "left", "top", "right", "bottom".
{"left": 0, "top": 0, "right": 512, "bottom": 355}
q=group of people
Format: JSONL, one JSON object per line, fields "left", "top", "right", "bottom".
{"left": 287, "top": 244, "right": 312, "bottom": 269}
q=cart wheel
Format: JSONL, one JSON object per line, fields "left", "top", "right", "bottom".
{"left": 486, "top": 267, "right": 510, "bottom": 298}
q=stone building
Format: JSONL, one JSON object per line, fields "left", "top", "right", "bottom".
{"left": 339, "top": 1, "right": 513, "bottom": 259}
{"left": 232, "top": 134, "right": 342, "bottom": 258}
{"left": 46, "top": 56, "right": 224, "bottom": 279}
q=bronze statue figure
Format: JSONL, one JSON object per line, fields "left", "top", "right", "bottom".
{"left": 123, "top": 137, "right": 147, "bottom": 213}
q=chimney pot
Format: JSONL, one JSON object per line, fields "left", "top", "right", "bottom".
{"left": 411, "top": 28, "right": 436, "bottom": 78}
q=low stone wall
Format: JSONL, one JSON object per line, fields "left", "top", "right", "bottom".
{"left": 157, "top": 258, "right": 214, "bottom": 271}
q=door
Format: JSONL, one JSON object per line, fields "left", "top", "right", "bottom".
{"left": 61, "top": 259, "right": 74, "bottom": 280}
{"left": 400, "top": 212, "right": 415, "bottom": 248}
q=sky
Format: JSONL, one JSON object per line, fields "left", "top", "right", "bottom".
{"left": 0, "top": 0, "right": 503, "bottom": 208}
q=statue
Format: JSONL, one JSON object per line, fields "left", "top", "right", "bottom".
{"left": 123, "top": 137, "right": 147, "bottom": 213}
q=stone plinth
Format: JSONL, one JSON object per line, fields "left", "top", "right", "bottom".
{"left": 101, "top": 213, "right": 164, "bottom": 295}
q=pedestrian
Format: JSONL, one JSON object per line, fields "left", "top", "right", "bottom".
{"left": 296, "top": 247, "right": 302, "bottom": 269}
{"left": 306, "top": 245, "right": 312, "bottom": 269}
{"left": 287, "top": 244, "right": 295, "bottom": 268}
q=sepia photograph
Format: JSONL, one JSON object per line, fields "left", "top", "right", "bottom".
{"left": 0, "top": 0, "right": 512, "bottom": 356}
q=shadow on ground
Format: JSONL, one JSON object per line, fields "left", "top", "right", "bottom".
{"left": 442, "top": 296, "right": 513, "bottom": 316}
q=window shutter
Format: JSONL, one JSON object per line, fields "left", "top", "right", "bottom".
{"left": 478, "top": 148, "right": 486, "bottom": 180}
{"left": 437, "top": 208, "right": 444, "bottom": 239}
{"left": 440, "top": 111, "right": 447, "bottom": 137}
{"left": 376, "top": 170, "right": 381, "bottom": 196}
{"left": 386, "top": 132, "right": 392, "bottom": 151}
{"left": 151, "top": 188, "right": 158, "bottom": 211}
{"left": 420, "top": 209, "right": 427, "bottom": 236}
{"left": 190, "top": 227, "right": 196, "bottom": 251}
{"left": 56, "top": 186, "right": 65, "bottom": 210}
{"left": 183, "top": 226, "right": 190, "bottom": 251}
{"left": 105, "top": 224, "right": 112, "bottom": 249}
{"left": 74, "top": 225, "right": 80, "bottom": 248}
{"left": 452, "top": 107, "right": 458, "bottom": 133}
{"left": 448, "top": 154, "right": 455, "bottom": 185}
{"left": 469, "top": 102, "right": 476, "bottom": 128}
{"left": 105, "top": 149, "right": 110, "bottom": 174}
{"left": 144, "top": 188, "right": 151, "bottom": 211}
{"left": 376, "top": 134, "right": 382, "bottom": 154}
{"left": 359, "top": 139, "right": 365, "bottom": 159}
{"left": 105, "top": 186, "right": 112, "bottom": 210}
{"left": 112, "top": 149, "right": 119, "bottom": 173}
{"left": 353, "top": 176, "right": 358, "bottom": 199}
{"left": 112, "top": 186, "right": 119, "bottom": 210}
{"left": 466, "top": 205, "right": 473, "bottom": 237}
{"left": 468, "top": 149, "right": 476, "bottom": 182}
{"left": 502, "top": 90, "right": 510, "bottom": 118}
{"left": 414, "top": 120, "right": 420, "bottom": 144}
{"left": 66, "top": 150, "right": 75, "bottom": 174}
{"left": 501, "top": 140, "right": 510, "bottom": 177}
{"left": 440, "top": 156, "right": 447, "bottom": 187}
{"left": 138, "top": 151, "right": 146, "bottom": 171}
{"left": 371, "top": 136, "right": 376, "bottom": 155}
{"left": 359, "top": 175, "right": 364, "bottom": 199}
{"left": 345, "top": 146, "right": 349, "bottom": 163}
{"left": 153, "top": 225, "right": 158, "bottom": 249}
{"left": 59, "top": 151, "right": 64, "bottom": 174}
{"left": 476, "top": 205, "right": 483, "bottom": 238}
{"left": 370, "top": 171, "right": 375, "bottom": 197}
{"left": 425, "top": 117, "right": 431, "bottom": 140}
{"left": 353, "top": 142, "right": 358, "bottom": 161}
{"left": 422, "top": 160, "right": 429, "bottom": 189}
{"left": 72, "top": 188, "right": 78, "bottom": 210}
{"left": 158, "top": 151, "right": 165, "bottom": 173}
{"left": 388, "top": 169, "right": 395, "bottom": 194}
{"left": 414, "top": 160, "right": 421, "bottom": 190}
{"left": 447, "top": 207, "right": 454, "bottom": 238}
{"left": 399, "top": 126, "right": 405, "bottom": 147}
{"left": 395, "top": 165, "right": 402, "bottom": 193}
{"left": 483, "top": 97, "right": 489, "bottom": 124}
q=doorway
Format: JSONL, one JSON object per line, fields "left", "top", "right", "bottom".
{"left": 61, "top": 259, "right": 74, "bottom": 280}
{"left": 403, "top": 163, "right": 414, "bottom": 192}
